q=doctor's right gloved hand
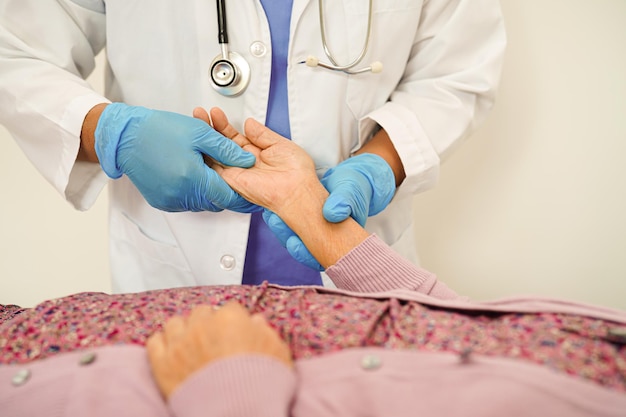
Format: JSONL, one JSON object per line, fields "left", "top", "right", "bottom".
{"left": 94, "top": 103, "right": 259, "bottom": 212}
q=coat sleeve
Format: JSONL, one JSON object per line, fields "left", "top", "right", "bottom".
{"left": 362, "top": 0, "right": 506, "bottom": 199}
{"left": 0, "top": 0, "right": 110, "bottom": 210}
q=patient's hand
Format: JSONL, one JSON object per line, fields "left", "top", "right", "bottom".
{"left": 193, "top": 107, "right": 328, "bottom": 217}
{"left": 146, "top": 302, "right": 293, "bottom": 400}
{"left": 194, "top": 107, "right": 369, "bottom": 269}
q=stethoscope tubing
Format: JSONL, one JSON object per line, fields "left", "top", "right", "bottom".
{"left": 318, "top": 0, "right": 373, "bottom": 72}
{"left": 216, "top": 0, "right": 228, "bottom": 46}
{"left": 209, "top": 0, "right": 381, "bottom": 97}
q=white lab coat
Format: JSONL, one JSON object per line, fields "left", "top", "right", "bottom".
{"left": 0, "top": 0, "right": 506, "bottom": 292}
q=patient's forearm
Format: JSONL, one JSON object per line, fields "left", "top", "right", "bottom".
{"left": 272, "top": 180, "right": 370, "bottom": 269}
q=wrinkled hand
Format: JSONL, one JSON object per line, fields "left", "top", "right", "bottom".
{"left": 94, "top": 102, "right": 259, "bottom": 212}
{"left": 194, "top": 107, "right": 323, "bottom": 214}
{"left": 146, "top": 302, "right": 293, "bottom": 400}
{"left": 265, "top": 153, "right": 397, "bottom": 270}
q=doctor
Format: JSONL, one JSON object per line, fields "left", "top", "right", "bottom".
{"left": 0, "top": 0, "right": 506, "bottom": 292}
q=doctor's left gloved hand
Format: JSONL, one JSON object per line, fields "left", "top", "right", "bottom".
{"left": 94, "top": 102, "right": 259, "bottom": 212}
{"left": 265, "top": 153, "right": 396, "bottom": 270}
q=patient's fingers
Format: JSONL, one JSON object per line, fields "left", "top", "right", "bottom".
{"left": 146, "top": 331, "right": 165, "bottom": 357}
{"left": 192, "top": 107, "right": 212, "bottom": 126}
{"left": 244, "top": 118, "right": 283, "bottom": 150}
{"left": 163, "top": 315, "right": 187, "bottom": 345}
{"left": 209, "top": 107, "right": 252, "bottom": 149}
{"left": 187, "top": 304, "right": 216, "bottom": 329}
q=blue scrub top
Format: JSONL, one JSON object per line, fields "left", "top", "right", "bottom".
{"left": 242, "top": 0, "right": 323, "bottom": 286}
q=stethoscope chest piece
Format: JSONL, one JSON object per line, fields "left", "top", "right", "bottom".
{"left": 209, "top": 51, "right": 250, "bottom": 97}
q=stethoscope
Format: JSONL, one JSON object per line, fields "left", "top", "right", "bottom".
{"left": 209, "top": 0, "right": 382, "bottom": 97}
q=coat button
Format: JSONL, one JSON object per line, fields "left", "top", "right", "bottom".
{"left": 79, "top": 352, "right": 97, "bottom": 366}
{"left": 220, "top": 255, "right": 236, "bottom": 271}
{"left": 249, "top": 41, "right": 267, "bottom": 57}
{"left": 11, "top": 369, "right": 31, "bottom": 387}
{"left": 360, "top": 355, "right": 382, "bottom": 370}
{"left": 459, "top": 347, "right": 473, "bottom": 364}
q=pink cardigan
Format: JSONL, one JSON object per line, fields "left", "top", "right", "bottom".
{"left": 2, "top": 235, "right": 626, "bottom": 416}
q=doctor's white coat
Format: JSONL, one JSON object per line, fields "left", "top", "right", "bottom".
{"left": 0, "top": 0, "right": 506, "bottom": 292}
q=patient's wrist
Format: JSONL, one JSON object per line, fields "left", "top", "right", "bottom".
{"left": 276, "top": 180, "right": 370, "bottom": 268}
{"left": 273, "top": 178, "right": 328, "bottom": 222}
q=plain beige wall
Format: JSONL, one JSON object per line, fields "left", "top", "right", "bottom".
{"left": 1, "top": 0, "right": 625, "bottom": 309}
{"left": 413, "top": 0, "right": 626, "bottom": 309}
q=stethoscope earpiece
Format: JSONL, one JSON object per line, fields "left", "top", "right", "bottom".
{"left": 305, "top": 55, "right": 320, "bottom": 68}
{"left": 369, "top": 61, "right": 383, "bottom": 74}
{"left": 304, "top": 55, "right": 383, "bottom": 75}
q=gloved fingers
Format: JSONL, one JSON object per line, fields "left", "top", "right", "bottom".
{"left": 320, "top": 153, "right": 396, "bottom": 224}
{"left": 202, "top": 167, "right": 261, "bottom": 213}
{"left": 214, "top": 195, "right": 261, "bottom": 213}
{"left": 262, "top": 210, "right": 323, "bottom": 270}
{"left": 285, "top": 236, "right": 324, "bottom": 271}
{"left": 321, "top": 182, "right": 369, "bottom": 226}
{"left": 352, "top": 154, "right": 396, "bottom": 215}
{"left": 262, "top": 210, "right": 291, "bottom": 248}
{"left": 195, "top": 127, "right": 256, "bottom": 168}
{"left": 322, "top": 193, "right": 358, "bottom": 225}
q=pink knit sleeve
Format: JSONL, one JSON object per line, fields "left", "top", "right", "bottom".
{"left": 325, "top": 234, "right": 464, "bottom": 300}
{"left": 169, "top": 355, "right": 296, "bottom": 417}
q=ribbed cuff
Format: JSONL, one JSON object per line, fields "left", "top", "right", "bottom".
{"left": 169, "top": 355, "right": 296, "bottom": 417}
{"left": 326, "top": 234, "right": 435, "bottom": 293}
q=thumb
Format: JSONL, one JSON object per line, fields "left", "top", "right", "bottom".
{"left": 322, "top": 191, "right": 353, "bottom": 223}
{"left": 244, "top": 118, "right": 282, "bottom": 150}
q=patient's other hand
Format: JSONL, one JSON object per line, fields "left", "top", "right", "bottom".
{"left": 146, "top": 302, "right": 293, "bottom": 400}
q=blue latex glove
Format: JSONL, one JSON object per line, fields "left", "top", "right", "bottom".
{"left": 264, "top": 153, "right": 396, "bottom": 270}
{"left": 262, "top": 210, "right": 324, "bottom": 270}
{"left": 320, "top": 153, "right": 396, "bottom": 226}
{"left": 95, "top": 103, "right": 259, "bottom": 212}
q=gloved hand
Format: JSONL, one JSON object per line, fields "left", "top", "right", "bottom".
{"left": 95, "top": 103, "right": 259, "bottom": 212}
{"left": 264, "top": 153, "right": 396, "bottom": 270}
{"left": 320, "top": 153, "right": 396, "bottom": 226}
{"left": 263, "top": 210, "right": 324, "bottom": 270}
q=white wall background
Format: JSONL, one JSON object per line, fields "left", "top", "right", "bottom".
{"left": 1, "top": 0, "right": 625, "bottom": 309}
{"left": 413, "top": 0, "right": 626, "bottom": 309}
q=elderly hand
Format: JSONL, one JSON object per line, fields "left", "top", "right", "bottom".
{"left": 94, "top": 103, "right": 259, "bottom": 212}
{"left": 194, "top": 107, "right": 326, "bottom": 215}
{"left": 146, "top": 302, "right": 293, "bottom": 400}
